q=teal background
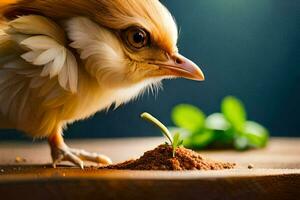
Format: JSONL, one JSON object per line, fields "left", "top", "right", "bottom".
{"left": 1, "top": 0, "right": 299, "bottom": 140}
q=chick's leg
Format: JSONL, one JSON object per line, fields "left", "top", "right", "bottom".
{"left": 48, "top": 132, "right": 112, "bottom": 169}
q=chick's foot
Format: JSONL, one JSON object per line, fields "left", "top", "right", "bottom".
{"left": 48, "top": 132, "right": 112, "bottom": 168}
{"left": 50, "top": 145, "right": 112, "bottom": 169}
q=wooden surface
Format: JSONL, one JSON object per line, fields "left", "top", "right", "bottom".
{"left": 0, "top": 137, "right": 300, "bottom": 200}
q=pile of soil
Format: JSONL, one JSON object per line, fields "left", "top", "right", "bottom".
{"left": 104, "top": 144, "right": 235, "bottom": 170}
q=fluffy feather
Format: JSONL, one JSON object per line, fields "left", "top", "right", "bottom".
{"left": 66, "top": 17, "right": 124, "bottom": 86}
{"left": 9, "top": 16, "right": 78, "bottom": 93}
{"left": 0, "top": 15, "right": 164, "bottom": 137}
{"left": 0, "top": 0, "right": 180, "bottom": 139}
{"left": 0, "top": 15, "right": 73, "bottom": 136}
{"left": 2, "top": 0, "right": 178, "bottom": 53}
{"left": 0, "top": 0, "right": 207, "bottom": 168}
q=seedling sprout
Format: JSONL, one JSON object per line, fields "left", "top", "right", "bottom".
{"left": 141, "top": 112, "right": 183, "bottom": 157}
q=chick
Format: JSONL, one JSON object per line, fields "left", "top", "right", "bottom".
{"left": 0, "top": 0, "right": 204, "bottom": 168}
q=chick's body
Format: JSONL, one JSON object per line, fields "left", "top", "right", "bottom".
{"left": 0, "top": 0, "right": 204, "bottom": 168}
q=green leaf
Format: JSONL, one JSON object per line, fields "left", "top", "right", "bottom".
{"left": 212, "top": 129, "right": 234, "bottom": 147}
{"left": 171, "top": 104, "right": 205, "bottom": 133}
{"left": 172, "top": 132, "right": 182, "bottom": 157}
{"left": 168, "top": 127, "right": 191, "bottom": 139}
{"left": 234, "top": 136, "right": 248, "bottom": 150}
{"left": 205, "top": 113, "right": 230, "bottom": 131}
{"left": 173, "top": 132, "right": 180, "bottom": 147}
{"left": 141, "top": 112, "right": 173, "bottom": 144}
{"left": 169, "top": 127, "right": 194, "bottom": 148}
{"left": 221, "top": 96, "right": 246, "bottom": 132}
{"left": 190, "top": 130, "right": 215, "bottom": 149}
{"left": 178, "top": 139, "right": 184, "bottom": 146}
{"left": 182, "top": 136, "right": 194, "bottom": 148}
{"left": 243, "top": 121, "right": 269, "bottom": 148}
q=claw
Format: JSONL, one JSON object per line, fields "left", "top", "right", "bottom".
{"left": 64, "top": 151, "right": 84, "bottom": 169}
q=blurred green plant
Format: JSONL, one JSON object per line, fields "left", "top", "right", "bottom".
{"left": 171, "top": 96, "right": 269, "bottom": 150}
{"left": 141, "top": 112, "right": 183, "bottom": 157}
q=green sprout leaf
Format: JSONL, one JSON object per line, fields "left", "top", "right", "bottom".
{"left": 221, "top": 96, "right": 246, "bottom": 132}
{"left": 141, "top": 112, "right": 185, "bottom": 157}
{"left": 141, "top": 112, "right": 173, "bottom": 144}
{"left": 168, "top": 127, "right": 192, "bottom": 148}
{"left": 172, "top": 132, "right": 183, "bottom": 157}
{"left": 168, "top": 127, "right": 191, "bottom": 138}
{"left": 171, "top": 104, "right": 205, "bottom": 133}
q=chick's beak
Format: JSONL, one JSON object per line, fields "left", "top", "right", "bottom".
{"left": 152, "top": 53, "right": 205, "bottom": 81}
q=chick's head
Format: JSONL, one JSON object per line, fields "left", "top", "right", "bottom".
{"left": 3, "top": 0, "right": 204, "bottom": 88}
{"left": 83, "top": 0, "right": 204, "bottom": 88}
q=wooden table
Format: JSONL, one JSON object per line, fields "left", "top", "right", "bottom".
{"left": 0, "top": 137, "right": 299, "bottom": 200}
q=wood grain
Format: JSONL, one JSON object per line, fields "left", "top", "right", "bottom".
{"left": 0, "top": 137, "right": 299, "bottom": 200}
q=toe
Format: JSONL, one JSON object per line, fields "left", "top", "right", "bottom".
{"left": 51, "top": 146, "right": 84, "bottom": 169}
{"left": 50, "top": 145, "right": 111, "bottom": 168}
{"left": 52, "top": 157, "right": 63, "bottom": 168}
{"left": 64, "top": 152, "right": 84, "bottom": 169}
{"left": 96, "top": 155, "right": 112, "bottom": 165}
{"left": 87, "top": 154, "right": 112, "bottom": 165}
{"left": 71, "top": 149, "right": 112, "bottom": 165}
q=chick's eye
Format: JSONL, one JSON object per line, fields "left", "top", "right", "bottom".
{"left": 125, "top": 27, "right": 149, "bottom": 49}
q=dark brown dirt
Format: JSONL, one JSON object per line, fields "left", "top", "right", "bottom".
{"left": 103, "top": 144, "right": 235, "bottom": 170}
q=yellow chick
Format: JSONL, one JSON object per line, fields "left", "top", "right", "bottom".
{"left": 0, "top": 0, "right": 204, "bottom": 168}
